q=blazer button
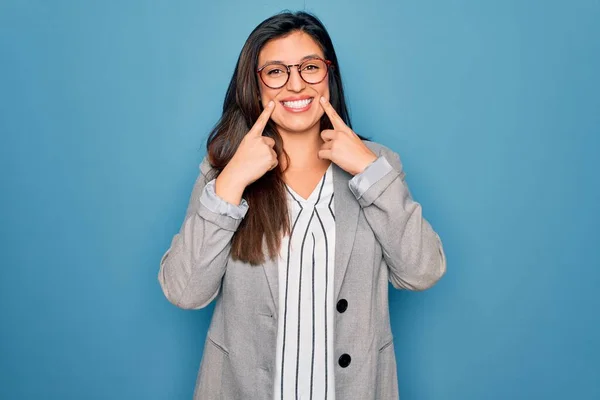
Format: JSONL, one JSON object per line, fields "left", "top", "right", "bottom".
{"left": 336, "top": 299, "right": 348, "bottom": 313}
{"left": 338, "top": 353, "right": 351, "bottom": 368}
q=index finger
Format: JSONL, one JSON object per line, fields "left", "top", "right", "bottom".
{"left": 319, "top": 96, "right": 346, "bottom": 130}
{"left": 248, "top": 100, "right": 275, "bottom": 136}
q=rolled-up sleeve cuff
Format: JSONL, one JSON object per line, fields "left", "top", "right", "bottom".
{"left": 349, "top": 155, "right": 394, "bottom": 200}
{"left": 199, "top": 179, "right": 249, "bottom": 220}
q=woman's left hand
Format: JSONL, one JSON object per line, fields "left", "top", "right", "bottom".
{"left": 318, "top": 96, "right": 378, "bottom": 176}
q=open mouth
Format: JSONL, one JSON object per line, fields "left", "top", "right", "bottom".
{"left": 280, "top": 97, "right": 314, "bottom": 112}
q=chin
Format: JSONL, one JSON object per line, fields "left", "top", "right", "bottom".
{"left": 273, "top": 113, "right": 323, "bottom": 135}
{"left": 276, "top": 120, "right": 319, "bottom": 134}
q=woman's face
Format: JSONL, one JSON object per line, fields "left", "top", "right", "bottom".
{"left": 257, "top": 31, "right": 330, "bottom": 136}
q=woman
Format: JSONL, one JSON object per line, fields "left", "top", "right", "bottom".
{"left": 159, "top": 11, "right": 446, "bottom": 400}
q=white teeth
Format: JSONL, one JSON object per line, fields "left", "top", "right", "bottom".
{"left": 282, "top": 98, "right": 313, "bottom": 108}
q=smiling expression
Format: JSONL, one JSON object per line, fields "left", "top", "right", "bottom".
{"left": 257, "top": 31, "right": 330, "bottom": 137}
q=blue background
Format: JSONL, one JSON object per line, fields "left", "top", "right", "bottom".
{"left": 1, "top": 1, "right": 599, "bottom": 399}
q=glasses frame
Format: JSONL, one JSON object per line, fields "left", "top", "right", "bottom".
{"left": 256, "top": 57, "right": 333, "bottom": 89}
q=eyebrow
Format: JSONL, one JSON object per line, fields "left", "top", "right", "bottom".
{"left": 260, "top": 54, "right": 322, "bottom": 66}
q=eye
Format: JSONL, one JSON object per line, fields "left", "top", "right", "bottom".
{"left": 302, "top": 63, "right": 320, "bottom": 71}
{"left": 265, "top": 66, "right": 286, "bottom": 76}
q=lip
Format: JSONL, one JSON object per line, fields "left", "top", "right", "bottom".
{"left": 280, "top": 95, "right": 313, "bottom": 102}
{"left": 279, "top": 96, "right": 314, "bottom": 113}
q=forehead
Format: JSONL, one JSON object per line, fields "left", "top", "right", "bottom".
{"left": 258, "top": 31, "right": 324, "bottom": 65}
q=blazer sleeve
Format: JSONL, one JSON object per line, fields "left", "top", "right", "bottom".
{"left": 348, "top": 150, "right": 446, "bottom": 291}
{"left": 158, "top": 158, "right": 248, "bottom": 309}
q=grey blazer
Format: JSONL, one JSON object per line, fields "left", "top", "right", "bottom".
{"left": 159, "top": 141, "right": 446, "bottom": 399}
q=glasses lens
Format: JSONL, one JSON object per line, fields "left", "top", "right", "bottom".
{"left": 260, "top": 64, "right": 288, "bottom": 88}
{"left": 300, "top": 59, "right": 328, "bottom": 84}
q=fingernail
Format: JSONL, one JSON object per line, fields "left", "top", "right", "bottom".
{"left": 268, "top": 101, "right": 274, "bottom": 108}
{"left": 320, "top": 96, "right": 326, "bottom": 103}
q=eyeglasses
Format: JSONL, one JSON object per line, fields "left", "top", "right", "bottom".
{"left": 257, "top": 57, "right": 332, "bottom": 89}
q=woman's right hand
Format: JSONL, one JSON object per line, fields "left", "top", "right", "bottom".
{"left": 215, "top": 101, "right": 277, "bottom": 205}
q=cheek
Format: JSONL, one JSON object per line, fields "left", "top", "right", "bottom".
{"left": 259, "top": 86, "right": 279, "bottom": 106}
{"left": 315, "top": 83, "right": 330, "bottom": 116}
{"left": 314, "top": 83, "right": 330, "bottom": 111}
{"left": 319, "top": 83, "right": 330, "bottom": 98}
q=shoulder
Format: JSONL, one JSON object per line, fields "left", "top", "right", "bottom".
{"left": 198, "top": 156, "right": 218, "bottom": 179}
{"left": 361, "top": 139, "right": 404, "bottom": 173}
{"left": 199, "top": 156, "right": 212, "bottom": 174}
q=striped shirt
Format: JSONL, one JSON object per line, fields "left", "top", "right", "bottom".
{"left": 274, "top": 163, "right": 336, "bottom": 400}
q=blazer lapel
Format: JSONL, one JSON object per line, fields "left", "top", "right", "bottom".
{"left": 332, "top": 163, "right": 360, "bottom": 300}
{"left": 262, "top": 239, "right": 279, "bottom": 313}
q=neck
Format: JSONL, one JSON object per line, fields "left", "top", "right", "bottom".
{"left": 278, "top": 123, "right": 329, "bottom": 171}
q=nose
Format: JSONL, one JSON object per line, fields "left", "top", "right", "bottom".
{"left": 286, "top": 67, "right": 305, "bottom": 92}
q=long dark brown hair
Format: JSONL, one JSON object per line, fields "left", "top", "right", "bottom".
{"left": 206, "top": 11, "right": 367, "bottom": 265}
